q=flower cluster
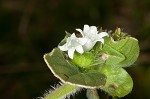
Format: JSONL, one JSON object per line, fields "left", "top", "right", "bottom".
{"left": 59, "top": 25, "right": 109, "bottom": 59}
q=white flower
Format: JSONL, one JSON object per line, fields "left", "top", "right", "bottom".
{"left": 58, "top": 33, "right": 87, "bottom": 59}
{"left": 76, "top": 24, "right": 108, "bottom": 51}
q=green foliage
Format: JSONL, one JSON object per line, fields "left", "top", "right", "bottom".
{"left": 44, "top": 48, "right": 106, "bottom": 88}
{"left": 71, "top": 52, "right": 95, "bottom": 68}
{"left": 44, "top": 48, "right": 80, "bottom": 81}
{"left": 100, "top": 65, "right": 133, "bottom": 98}
{"left": 102, "top": 43, "right": 125, "bottom": 65}
{"left": 1, "top": 0, "right": 149, "bottom": 99}
{"left": 71, "top": 51, "right": 105, "bottom": 69}
{"left": 102, "top": 36, "right": 139, "bottom": 67}
{"left": 43, "top": 28, "right": 140, "bottom": 99}
{"left": 67, "top": 72, "right": 106, "bottom": 88}
{"left": 111, "top": 28, "right": 129, "bottom": 41}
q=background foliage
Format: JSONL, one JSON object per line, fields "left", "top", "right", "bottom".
{"left": 0, "top": 0, "right": 150, "bottom": 99}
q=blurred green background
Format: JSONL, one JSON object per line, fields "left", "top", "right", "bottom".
{"left": 0, "top": 0, "right": 150, "bottom": 99}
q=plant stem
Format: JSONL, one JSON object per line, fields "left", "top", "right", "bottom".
{"left": 86, "top": 89, "right": 100, "bottom": 99}
{"left": 44, "top": 84, "right": 80, "bottom": 99}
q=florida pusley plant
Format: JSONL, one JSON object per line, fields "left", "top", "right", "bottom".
{"left": 42, "top": 25, "right": 139, "bottom": 99}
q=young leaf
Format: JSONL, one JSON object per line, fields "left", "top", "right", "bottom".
{"left": 100, "top": 65, "right": 133, "bottom": 98}
{"left": 102, "top": 44, "right": 125, "bottom": 65}
{"left": 102, "top": 37, "right": 139, "bottom": 67}
{"left": 115, "top": 37, "right": 139, "bottom": 67}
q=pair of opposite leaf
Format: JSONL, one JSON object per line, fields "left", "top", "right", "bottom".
{"left": 44, "top": 25, "right": 139, "bottom": 98}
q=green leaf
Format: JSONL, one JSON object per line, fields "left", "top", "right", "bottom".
{"left": 102, "top": 44, "right": 125, "bottom": 65}
{"left": 67, "top": 72, "right": 106, "bottom": 88}
{"left": 103, "top": 37, "right": 139, "bottom": 67}
{"left": 44, "top": 48, "right": 106, "bottom": 88}
{"left": 44, "top": 48, "right": 80, "bottom": 82}
{"left": 100, "top": 65, "right": 133, "bottom": 98}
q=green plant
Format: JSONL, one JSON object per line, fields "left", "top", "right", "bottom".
{"left": 42, "top": 25, "right": 139, "bottom": 99}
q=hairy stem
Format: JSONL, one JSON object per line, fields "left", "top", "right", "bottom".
{"left": 44, "top": 84, "right": 80, "bottom": 99}
{"left": 86, "top": 89, "right": 100, "bottom": 99}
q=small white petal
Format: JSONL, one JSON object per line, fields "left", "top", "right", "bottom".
{"left": 76, "top": 29, "right": 82, "bottom": 33}
{"left": 71, "top": 33, "right": 76, "bottom": 38}
{"left": 75, "top": 45, "right": 84, "bottom": 54}
{"left": 98, "top": 32, "right": 109, "bottom": 38}
{"left": 58, "top": 44, "right": 68, "bottom": 51}
{"left": 96, "top": 38, "right": 104, "bottom": 44}
{"left": 83, "top": 40, "right": 96, "bottom": 51}
{"left": 68, "top": 48, "right": 75, "bottom": 59}
{"left": 59, "top": 25, "right": 108, "bottom": 59}
{"left": 90, "top": 26, "right": 98, "bottom": 34}
{"left": 83, "top": 25, "right": 90, "bottom": 33}
{"left": 76, "top": 29, "right": 84, "bottom": 36}
{"left": 78, "top": 38, "right": 88, "bottom": 45}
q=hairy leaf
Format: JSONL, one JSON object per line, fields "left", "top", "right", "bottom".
{"left": 44, "top": 48, "right": 106, "bottom": 88}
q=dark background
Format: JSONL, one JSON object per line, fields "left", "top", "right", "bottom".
{"left": 0, "top": 0, "right": 150, "bottom": 99}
